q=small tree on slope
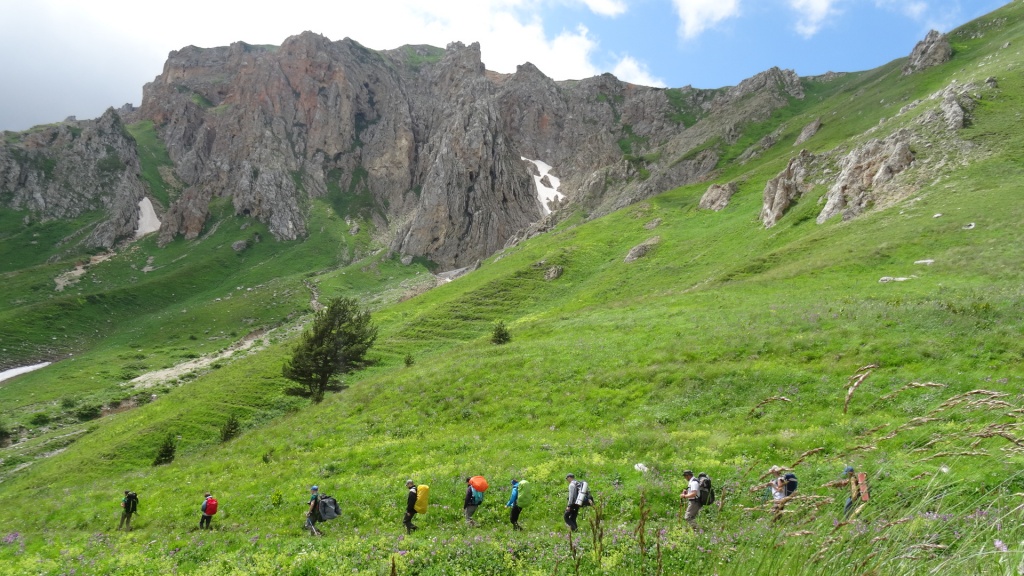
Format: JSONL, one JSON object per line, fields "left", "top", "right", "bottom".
{"left": 282, "top": 296, "right": 378, "bottom": 403}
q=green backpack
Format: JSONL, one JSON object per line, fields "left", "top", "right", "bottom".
{"left": 514, "top": 480, "right": 531, "bottom": 507}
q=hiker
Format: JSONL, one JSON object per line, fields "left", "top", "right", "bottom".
{"left": 679, "top": 470, "right": 701, "bottom": 530}
{"left": 505, "top": 479, "right": 523, "bottom": 530}
{"left": 463, "top": 478, "right": 480, "bottom": 526}
{"left": 403, "top": 480, "right": 419, "bottom": 534}
{"left": 841, "top": 466, "right": 869, "bottom": 517}
{"left": 768, "top": 466, "right": 787, "bottom": 502}
{"left": 199, "top": 492, "right": 217, "bottom": 529}
{"left": 564, "top": 473, "right": 581, "bottom": 531}
{"left": 118, "top": 490, "right": 138, "bottom": 531}
{"left": 305, "top": 485, "right": 322, "bottom": 535}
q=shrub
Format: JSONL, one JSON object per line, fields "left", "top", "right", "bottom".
{"left": 404, "top": 353, "right": 415, "bottom": 367}
{"left": 153, "top": 434, "right": 177, "bottom": 466}
{"left": 220, "top": 414, "right": 242, "bottom": 442}
{"left": 74, "top": 404, "right": 102, "bottom": 421}
{"left": 60, "top": 397, "right": 78, "bottom": 409}
{"left": 491, "top": 320, "right": 511, "bottom": 345}
{"left": 0, "top": 421, "right": 10, "bottom": 443}
{"left": 28, "top": 413, "right": 50, "bottom": 427}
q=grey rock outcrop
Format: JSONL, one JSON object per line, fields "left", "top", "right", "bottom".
{"left": 794, "top": 119, "right": 822, "bottom": 146}
{"left": 927, "top": 81, "right": 978, "bottom": 130}
{"left": 817, "top": 130, "right": 914, "bottom": 223}
{"left": 699, "top": 182, "right": 738, "bottom": 211}
{"left": 760, "top": 150, "right": 815, "bottom": 227}
{"left": 0, "top": 108, "right": 147, "bottom": 248}
{"left": 624, "top": 236, "right": 660, "bottom": 263}
{"left": 902, "top": 30, "right": 952, "bottom": 76}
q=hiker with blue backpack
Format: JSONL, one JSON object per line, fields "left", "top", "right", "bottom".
{"left": 505, "top": 479, "right": 525, "bottom": 530}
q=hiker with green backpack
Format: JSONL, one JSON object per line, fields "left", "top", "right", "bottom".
{"left": 505, "top": 479, "right": 527, "bottom": 530}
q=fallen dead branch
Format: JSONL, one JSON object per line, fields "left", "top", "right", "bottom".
{"left": 880, "top": 381, "right": 946, "bottom": 401}
{"left": 749, "top": 396, "right": 791, "bottom": 416}
{"left": 790, "top": 447, "right": 825, "bottom": 467}
{"left": 915, "top": 450, "right": 989, "bottom": 463}
{"left": 844, "top": 370, "right": 872, "bottom": 414}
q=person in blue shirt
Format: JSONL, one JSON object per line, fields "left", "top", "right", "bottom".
{"left": 505, "top": 479, "right": 523, "bottom": 530}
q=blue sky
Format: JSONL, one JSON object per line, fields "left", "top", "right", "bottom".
{"left": 0, "top": 0, "right": 1011, "bottom": 131}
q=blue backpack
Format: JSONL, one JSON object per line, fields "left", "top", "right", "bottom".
{"left": 470, "top": 487, "right": 484, "bottom": 505}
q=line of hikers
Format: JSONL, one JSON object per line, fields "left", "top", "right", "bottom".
{"left": 116, "top": 465, "right": 866, "bottom": 535}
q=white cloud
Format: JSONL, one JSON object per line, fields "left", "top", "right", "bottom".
{"left": 612, "top": 56, "right": 666, "bottom": 87}
{"left": 788, "top": 0, "right": 838, "bottom": 38}
{"left": 671, "top": 0, "right": 742, "bottom": 40}
{"left": 579, "top": 0, "right": 629, "bottom": 17}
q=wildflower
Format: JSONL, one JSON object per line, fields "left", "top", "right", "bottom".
{"left": 996, "top": 539, "right": 1009, "bottom": 552}
{"left": 634, "top": 463, "right": 649, "bottom": 473}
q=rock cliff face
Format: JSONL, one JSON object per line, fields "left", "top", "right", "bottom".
{"left": 0, "top": 109, "right": 147, "bottom": 247}
{"left": 903, "top": 30, "right": 953, "bottom": 76}
{"left": 2, "top": 35, "right": 807, "bottom": 267}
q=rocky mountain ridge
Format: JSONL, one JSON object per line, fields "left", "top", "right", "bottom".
{"left": 0, "top": 30, "right": 954, "bottom": 268}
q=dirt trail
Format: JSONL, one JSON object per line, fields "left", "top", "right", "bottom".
{"left": 54, "top": 253, "right": 114, "bottom": 291}
{"left": 129, "top": 328, "right": 270, "bottom": 388}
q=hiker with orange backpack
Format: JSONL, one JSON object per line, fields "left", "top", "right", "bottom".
{"left": 464, "top": 476, "right": 487, "bottom": 526}
{"left": 200, "top": 492, "right": 218, "bottom": 529}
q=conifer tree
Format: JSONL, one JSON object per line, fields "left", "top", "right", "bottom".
{"left": 283, "top": 296, "right": 378, "bottom": 403}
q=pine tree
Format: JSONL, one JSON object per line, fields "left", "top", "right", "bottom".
{"left": 153, "top": 434, "right": 176, "bottom": 466}
{"left": 220, "top": 414, "right": 241, "bottom": 442}
{"left": 282, "top": 296, "right": 378, "bottom": 403}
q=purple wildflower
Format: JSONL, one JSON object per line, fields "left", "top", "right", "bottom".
{"left": 995, "top": 539, "right": 1008, "bottom": 552}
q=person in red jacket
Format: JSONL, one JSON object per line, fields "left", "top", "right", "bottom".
{"left": 200, "top": 492, "right": 217, "bottom": 529}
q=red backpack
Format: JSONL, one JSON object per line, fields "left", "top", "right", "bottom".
{"left": 205, "top": 497, "right": 218, "bottom": 515}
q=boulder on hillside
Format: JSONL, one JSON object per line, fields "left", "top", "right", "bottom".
{"left": 817, "top": 129, "right": 915, "bottom": 224}
{"left": 644, "top": 218, "right": 662, "bottom": 230}
{"left": 794, "top": 118, "right": 822, "bottom": 146}
{"left": 624, "top": 236, "right": 660, "bottom": 263}
{"left": 699, "top": 182, "right": 738, "bottom": 211}
{"left": 544, "top": 265, "right": 563, "bottom": 281}
{"left": 902, "top": 30, "right": 952, "bottom": 76}
{"left": 760, "top": 150, "right": 816, "bottom": 227}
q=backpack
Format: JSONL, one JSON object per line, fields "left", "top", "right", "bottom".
{"left": 514, "top": 480, "right": 530, "bottom": 508}
{"left": 125, "top": 492, "right": 138, "bottom": 514}
{"left": 469, "top": 476, "right": 489, "bottom": 492}
{"left": 783, "top": 473, "right": 798, "bottom": 497}
{"left": 204, "top": 497, "right": 218, "bottom": 515}
{"left": 414, "top": 485, "right": 429, "bottom": 514}
{"left": 697, "top": 473, "right": 715, "bottom": 506}
{"left": 470, "top": 487, "right": 484, "bottom": 505}
{"left": 318, "top": 495, "right": 340, "bottom": 521}
{"left": 576, "top": 481, "right": 594, "bottom": 507}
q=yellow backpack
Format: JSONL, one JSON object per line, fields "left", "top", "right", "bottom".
{"left": 414, "top": 485, "right": 429, "bottom": 513}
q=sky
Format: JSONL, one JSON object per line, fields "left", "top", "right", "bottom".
{"left": 0, "top": 0, "right": 1011, "bottom": 131}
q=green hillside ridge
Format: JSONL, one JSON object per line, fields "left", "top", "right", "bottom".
{"left": 2, "top": 3, "right": 1024, "bottom": 574}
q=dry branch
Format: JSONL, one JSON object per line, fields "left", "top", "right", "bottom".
{"left": 880, "top": 381, "right": 946, "bottom": 401}
{"left": 790, "top": 447, "right": 825, "bottom": 467}
{"left": 844, "top": 370, "right": 872, "bottom": 414}
{"left": 748, "top": 396, "right": 791, "bottom": 416}
{"left": 914, "top": 450, "right": 989, "bottom": 463}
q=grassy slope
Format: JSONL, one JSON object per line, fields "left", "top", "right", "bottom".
{"left": 1, "top": 4, "right": 1024, "bottom": 574}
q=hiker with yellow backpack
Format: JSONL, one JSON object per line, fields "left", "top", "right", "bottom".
{"left": 404, "top": 479, "right": 429, "bottom": 534}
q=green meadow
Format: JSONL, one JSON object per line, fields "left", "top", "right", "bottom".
{"left": 2, "top": 3, "right": 1024, "bottom": 574}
